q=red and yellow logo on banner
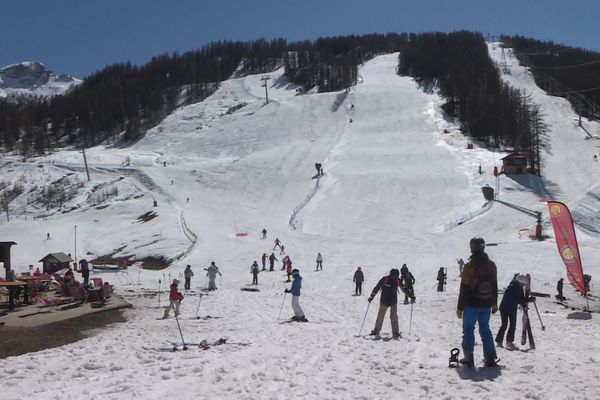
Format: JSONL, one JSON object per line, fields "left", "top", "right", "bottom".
{"left": 560, "top": 246, "right": 575, "bottom": 261}
{"left": 549, "top": 204, "right": 562, "bottom": 217}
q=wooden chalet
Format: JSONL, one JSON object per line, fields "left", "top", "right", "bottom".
{"left": 39, "top": 252, "right": 73, "bottom": 274}
{"left": 501, "top": 152, "right": 529, "bottom": 174}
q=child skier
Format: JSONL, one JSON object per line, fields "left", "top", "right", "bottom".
{"left": 400, "top": 264, "right": 416, "bottom": 304}
{"left": 163, "top": 279, "right": 184, "bottom": 318}
{"left": 184, "top": 265, "right": 194, "bottom": 290}
{"left": 353, "top": 267, "right": 364, "bottom": 295}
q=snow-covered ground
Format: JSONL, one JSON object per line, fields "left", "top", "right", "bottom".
{"left": 1, "top": 49, "right": 599, "bottom": 399}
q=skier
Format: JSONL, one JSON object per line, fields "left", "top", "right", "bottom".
{"left": 286, "top": 259, "right": 293, "bottom": 283}
{"left": 284, "top": 269, "right": 307, "bottom": 322}
{"left": 436, "top": 267, "right": 446, "bottom": 292}
{"left": 262, "top": 228, "right": 267, "bottom": 239}
{"left": 315, "top": 252, "right": 323, "bottom": 271}
{"left": 495, "top": 274, "right": 527, "bottom": 349}
{"left": 269, "top": 252, "right": 278, "bottom": 271}
{"left": 251, "top": 261, "right": 260, "bottom": 285}
{"left": 79, "top": 259, "right": 90, "bottom": 286}
{"left": 184, "top": 265, "right": 194, "bottom": 290}
{"left": 583, "top": 274, "right": 592, "bottom": 293}
{"left": 457, "top": 258, "right": 465, "bottom": 277}
{"left": 353, "top": 267, "right": 364, "bottom": 295}
{"left": 280, "top": 244, "right": 285, "bottom": 255}
{"left": 261, "top": 253, "right": 267, "bottom": 271}
{"left": 281, "top": 255, "right": 290, "bottom": 270}
{"left": 273, "top": 238, "right": 282, "bottom": 250}
{"left": 556, "top": 277, "right": 565, "bottom": 301}
{"left": 163, "top": 279, "right": 184, "bottom": 318}
{"left": 368, "top": 268, "right": 401, "bottom": 338}
{"left": 400, "top": 264, "right": 416, "bottom": 304}
{"left": 205, "top": 262, "right": 222, "bottom": 291}
{"left": 456, "top": 237, "right": 499, "bottom": 368}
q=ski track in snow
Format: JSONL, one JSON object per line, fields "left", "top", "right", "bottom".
{"left": 1, "top": 52, "right": 600, "bottom": 400}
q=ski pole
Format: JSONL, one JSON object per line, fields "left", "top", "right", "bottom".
{"left": 358, "top": 301, "right": 371, "bottom": 336}
{"left": 195, "top": 293, "right": 204, "bottom": 319}
{"left": 158, "top": 279, "right": 161, "bottom": 307}
{"left": 532, "top": 300, "right": 545, "bottom": 331}
{"left": 173, "top": 312, "right": 188, "bottom": 350}
{"left": 277, "top": 291, "right": 287, "bottom": 320}
{"left": 409, "top": 302, "right": 414, "bottom": 336}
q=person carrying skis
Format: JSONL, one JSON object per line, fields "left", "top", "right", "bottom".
{"left": 184, "top": 265, "right": 194, "bottom": 290}
{"left": 251, "top": 261, "right": 260, "bottom": 285}
{"left": 436, "top": 267, "right": 446, "bottom": 292}
{"left": 285, "top": 269, "right": 307, "bottom": 322}
{"left": 456, "top": 237, "right": 499, "bottom": 368}
{"left": 315, "top": 252, "right": 323, "bottom": 271}
{"left": 163, "top": 279, "right": 184, "bottom": 318}
{"left": 261, "top": 253, "right": 267, "bottom": 271}
{"left": 262, "top": 228, "right": 267, "bottom": 239}
{"left": 495, "top": 274, "right": 527, "bottom": 349}
{"left": 205, "top": 261, "right": 222, "bottom": 291}
{"left": 400, "top": 264, "right": 416, "bottom": 304}
{"left": 556, "top": 277, "right": 565, "bottom": 301}
{"left": 273, "top": 238, "right": 282, "bottom": 250}
{"left": 353, "top": 267, "right": 364, "bottom": 295}
{"left": 269, "top": 252, "right": 278, "bottom": 271}
{"left": 368, "top": 268, "right": 401, "bottom": 338}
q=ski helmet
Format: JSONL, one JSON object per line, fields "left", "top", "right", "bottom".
{"left": 469, "top": 237, "right": 485, "bottom": 253}
{"left": 515, "top": 274, "right": 528, "bottom": 285}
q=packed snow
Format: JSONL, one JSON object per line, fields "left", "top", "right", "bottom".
{"left": 1, "top": 49, "right": 599, "bottom": 399}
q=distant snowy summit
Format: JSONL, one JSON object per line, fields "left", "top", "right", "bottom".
{"left": 0, "top": 61, "right": 81, "bottom": 101}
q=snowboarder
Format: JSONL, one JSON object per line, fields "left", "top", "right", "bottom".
{"left": 79, "top": 259, "right": 89, "bottom": 286}
{"left": 286, "top": 259, "right": 293, "bottom": 283}
{"left": 353, "top": 267, "right": 364, "bottom": 295}
{"left": 273, "top": 238, "right": 282, "bottom": 250}
{"left": 556, "top": 277, "right": 565, "bottom": 301}
{"left": 368, "top": 268, "right": 401, "bottom": 338}
{"left": 400, "top": 264, "right": 416, "bottom": 304}
{"left": 315, "top": 252, "right": 323, "bottom": 271}
{"left": 495, "top": 274, "right": 527, "bottom": 349}
{"left": 261, "top": 253, "right": 267, "bottom": 271}
{"left": 456, "top": 237, "right": 499, "bottom": 368}
{"left": 184, "top": 265, "right": 194, "bottom": 290}
{"left": 436, "top": 267, "right": 446, "bottom": 292}
{"left": 163, "top": 279, "right": 184, "bottom": 318}
{"left": 280, "top": 244, "right": 285, "bottom": 255}
{"left": 262, "top": 228, "right": 267, "bottom": 239}
{"left": 285, "top": 269, "right": 307, "bottom": 322}
{"left": 251, "top": 261, "right": 260, "bottom": 285}
{"left": 205, "top": 262, "right": 222, "bottom": 291}
{"left": 269, "top": 253, "right": 278, "bottom": 271}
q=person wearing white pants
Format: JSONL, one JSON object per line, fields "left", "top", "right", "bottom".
{"left": 285, "top": 269, "right": 307, "bottom": 322}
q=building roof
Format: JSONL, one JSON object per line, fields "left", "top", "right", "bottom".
{"left": 500, "top": 152, "right": 528, "bottom": 160}
{"left": 0, "top": 241, "right": 17, "bottom": 246}
{"left": 39, "top": 252, "right": 73, "bottom": 263}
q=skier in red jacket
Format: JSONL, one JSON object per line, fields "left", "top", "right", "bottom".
{"left": 163, "top": 279, "right": 184, "bottom": 318}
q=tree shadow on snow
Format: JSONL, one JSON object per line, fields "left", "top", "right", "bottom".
{"left": 502, "top": 173, "right": 559, "bottom": 200}
{"left": 455, "top": 366, "right": 502, "bottom": 381}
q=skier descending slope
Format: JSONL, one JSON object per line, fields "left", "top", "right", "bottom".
{"left": 284, "top": 269, "right": 307, "bottom": 322}
{"left": 368, "top": 268, "right": 401, "bottom": 338}
{"left": 456, "top": 237, "right": 499, "bottom": 368}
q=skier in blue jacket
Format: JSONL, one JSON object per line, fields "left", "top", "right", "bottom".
{"left": 495, "top": 274, "right": 527, "bottom": 349}
{"left": 285, "top": 269, "right": 307, "bottom": 322}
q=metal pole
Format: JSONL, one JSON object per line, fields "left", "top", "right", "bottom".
{"left": 74, "top": 225, "right": 77, "bottom": 267}
{"left": 277, "top": 291, "right": 287, "bottom": 320}
{"left": 358, "top": 302, "right": 371, "bottom": 336}
{"left": 82, "top": 148, "right": 91, "bottom": 181}
{"left": 532, "top": 300, "right": 545, "bottom": 330}
{"left": 409, "top": 302, "right": 414, "bottom": 336}
{"left": 195, "top": 293, "right": 204, "bottom": 319}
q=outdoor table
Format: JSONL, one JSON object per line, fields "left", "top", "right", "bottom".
{"left": 0, "top": 280, "right": 28, "bottom": 310}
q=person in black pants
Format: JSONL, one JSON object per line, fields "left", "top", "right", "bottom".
{"left": 496, "top": 274, "right": 526, "bottom": 349}
{"left": 353, "top": 267, "right": 364, "bottom": 295}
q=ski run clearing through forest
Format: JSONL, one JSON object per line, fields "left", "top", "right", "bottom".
{"left": 1, "top": 47, "right": 600, "bottom": 399}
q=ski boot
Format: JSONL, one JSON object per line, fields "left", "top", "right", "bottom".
{"left": 449, "top": 348, "right": 460, "bottom": 368}
{"left": 459, "top": 349, "right": 474, "bottom": 368}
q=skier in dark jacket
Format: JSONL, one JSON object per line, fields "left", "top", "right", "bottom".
{"left": 456, "top": 237, "right": 499, "bottom": 368}
{"left": 251, "top": 261, "right": 260, "bottom": 285}
{"left": 400, "top": 264, "right": 416, "bottom": 304}
{"left": 269, "top": 253, "right": 278, "bottom": 271}
{"left": 261, "top": 253, "right": 267, "bottom": 271}
{"left": 353, "top": 267, "right": 364, "bottom": 295}
{"left": 368, "top": 268, "right": 401, "bottom": 338}
{"left": 495, "top": 275, "right": 526, "bottom": 349}
{"left": 436, "top": 267, "right": 446, "bottom": 292}
{"left": 556, "top": 278, "right": 565, "bottom": 301}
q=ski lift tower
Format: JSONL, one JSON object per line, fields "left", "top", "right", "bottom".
{"left": 500, "top": 47, "right": 511, "bottom": 75}
{"left": 261, "top": 76, "right": 270, "bottom": 104}
{"left": 482, "top": 185, "right": 543, "bottom": 240}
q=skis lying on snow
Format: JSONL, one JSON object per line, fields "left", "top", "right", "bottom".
{"left": 146, "top": 338, "right": 252, "bottom": 352}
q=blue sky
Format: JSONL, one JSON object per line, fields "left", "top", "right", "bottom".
{"left": 1, "top": 0, "right": 599, "bottom": 78}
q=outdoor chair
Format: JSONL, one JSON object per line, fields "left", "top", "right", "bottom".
{"left": 91, "top": 278, "right": 103, "bottom": 286}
